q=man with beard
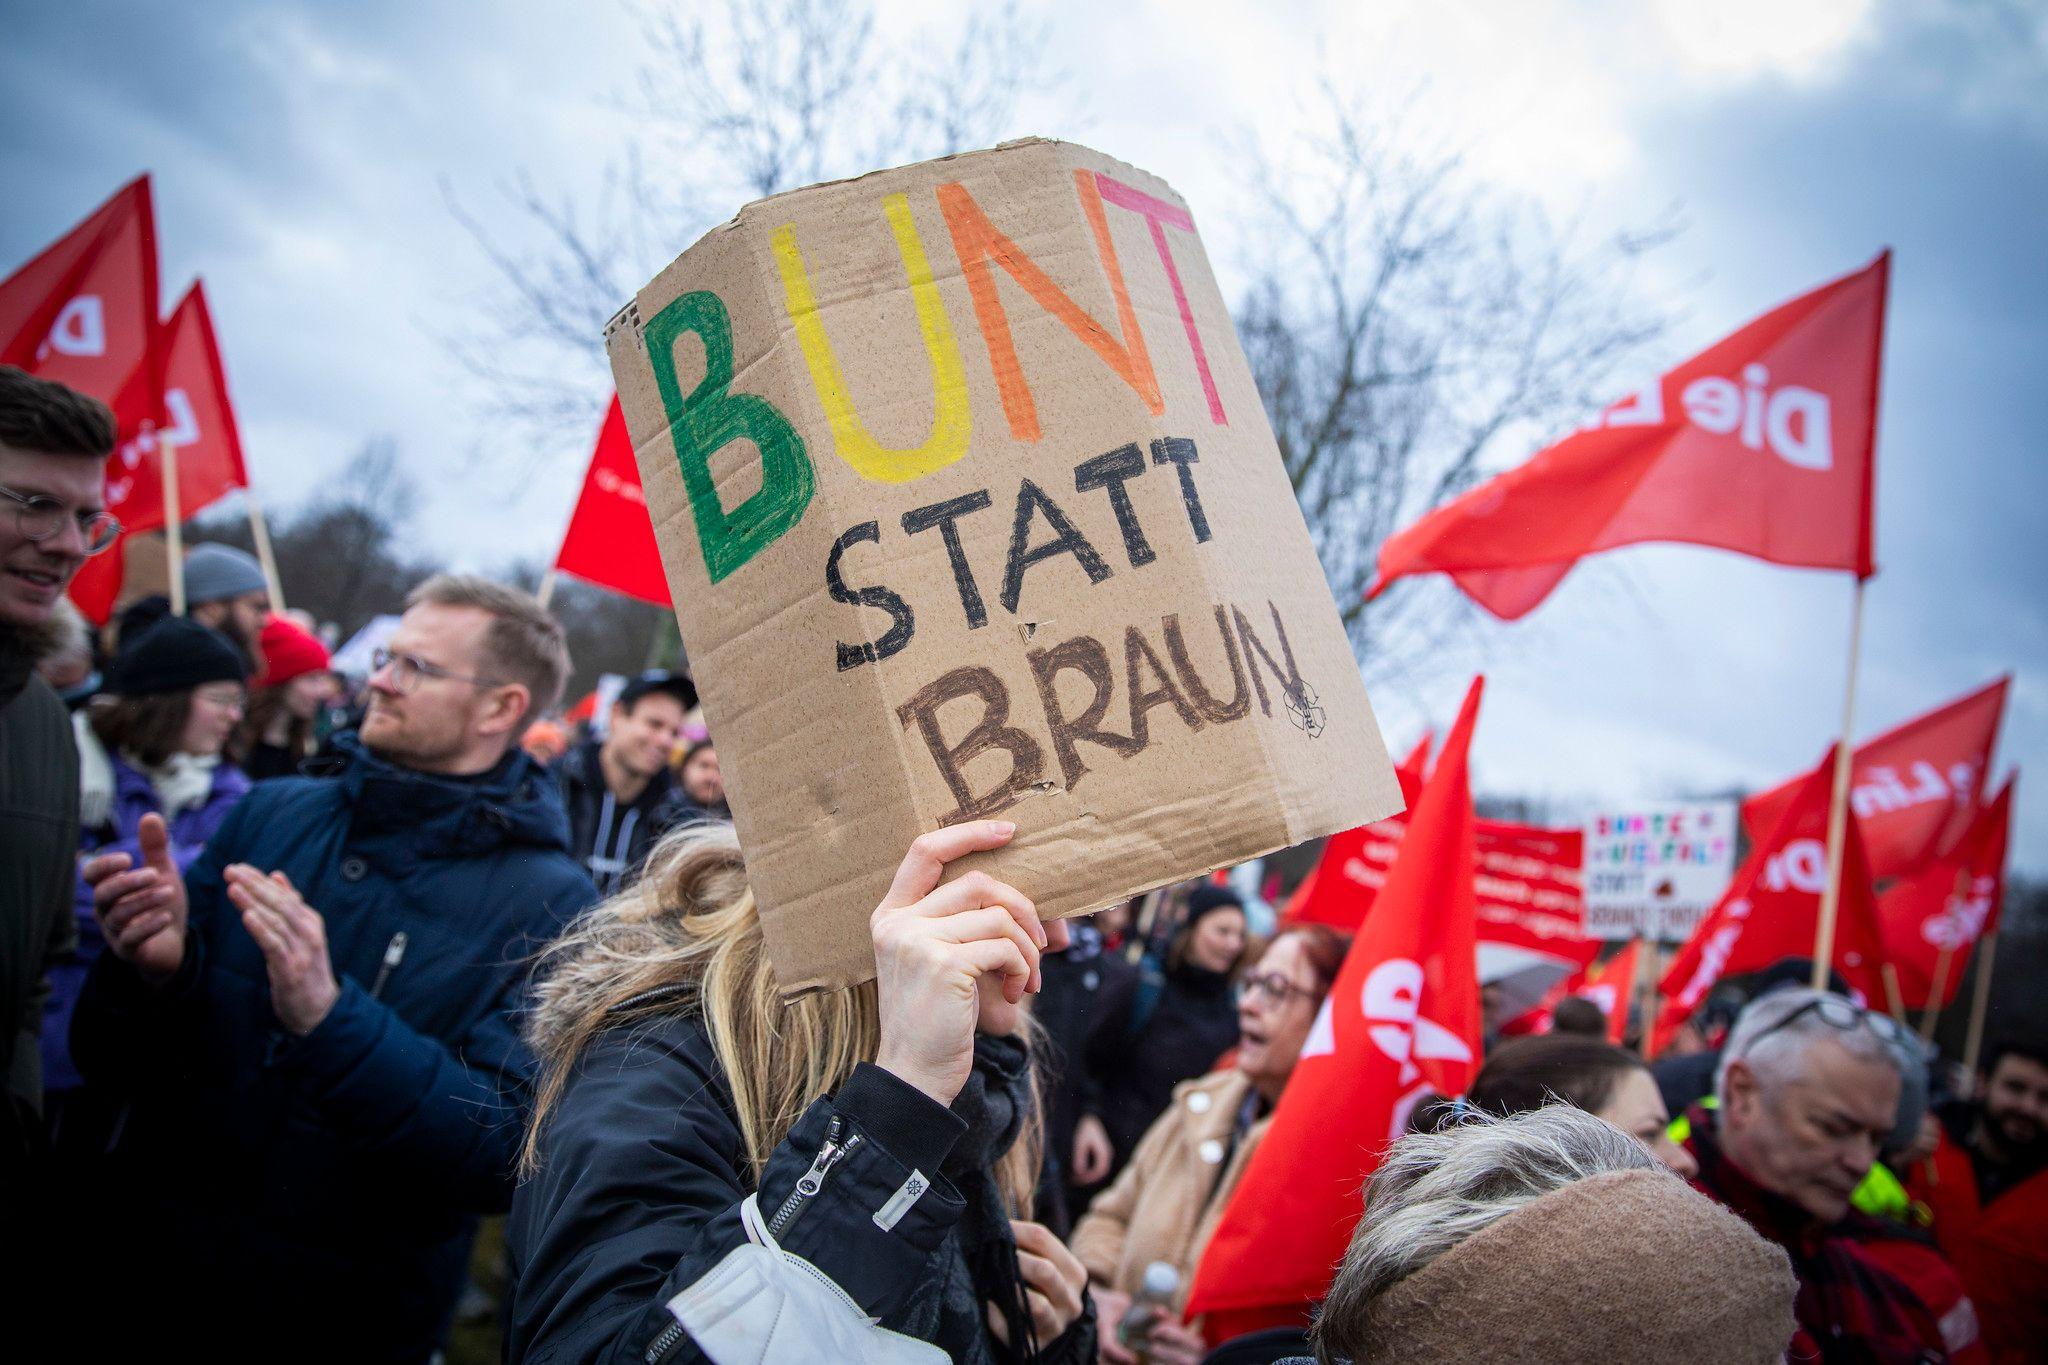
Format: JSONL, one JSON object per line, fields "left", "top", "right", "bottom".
{"left": 1939, "top": 1042, "right": 2048, "bottom": 1361}
{"left": 0, "top": 367, "right": 118, "bottom": 1174}
{"left": 181, "top": 542, "right": 271, "bottom": 672}
{"left": 553, "top": 669, "right": 697, "bottom": 895}
{"left": 71, "top": 573, "right": 597, "bottom": 1360}
{"left": 1913, "top": 1041, "right": 2048, "bottom": 1245}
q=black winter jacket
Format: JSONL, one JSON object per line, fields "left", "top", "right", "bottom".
{"left": 1082, "top": 962, "right": 1240, "bottom": 1180}
{"left": 507, "top": 1008, "right": 1097, "bottom": 1365}
{"left": 68, "top": 734, "right": 597, "bottom": 1361}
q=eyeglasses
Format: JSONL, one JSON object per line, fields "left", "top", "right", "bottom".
{"left": 1, "top": 484, "right": 122, "bottom": 556}
{"left": 1240, "top": 971, "right": 1318, "bottom": 1007}
{"left": 1741, "top": 993, "right": 1913, "bottom": 1057}
{"left": 370, "top": 647, "right": 503, "bottom": 694}
{"left": 192, "top": 683, "right": 248, "bottom": 709}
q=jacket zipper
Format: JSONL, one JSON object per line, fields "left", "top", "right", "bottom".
{"left": 768, "top": 1117, "right": 862, "bottom": 1238}
{"left": 369, "top": 932, "right": 409, "bottom": 999}
{"left": 644, "top": 1119, "right": 864, "bottom": 1363}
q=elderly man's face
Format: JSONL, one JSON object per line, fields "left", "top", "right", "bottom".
{"left": 1723, "top": 1036, "right": 1899, "bottom": 1223}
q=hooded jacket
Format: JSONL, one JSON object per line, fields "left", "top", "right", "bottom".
{"left": 69, "top": 732, "right": 597, "bottom": 1362}
{"left": 507, "top": 1008, "right": 1095, "bottom": 1365}
{"left": 41, "top": 741, "right": 251, "bottom": 1093}
{"left": 552, "top": 737, "right": 693, "bottom": 896}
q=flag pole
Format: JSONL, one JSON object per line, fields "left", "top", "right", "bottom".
{"left": 1961, "top": 931, "right": 1999, "bottom": 1078}
{"left": 1880, "top": 963, "right": 1908, "bottom": 1027}
{"left": 1917, "top": 866, "right": 1969, "bottom": 1040}
{"left": 162, "top": 434, "right": 185, "bottom": 615}
{"left": 1811, "top": 578, "right": 1868, "bottom": 991}
{"left": 245, "top": 486, "right": 287, "bottom": 615}
{"left": 537, "top": 570, "right": 558, "bottom": 609}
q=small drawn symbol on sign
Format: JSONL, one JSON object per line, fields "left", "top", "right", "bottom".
{"left": 1285, "top": 679, "right": 1326, "bottom": 738}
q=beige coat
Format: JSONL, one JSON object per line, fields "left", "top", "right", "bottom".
{"left": 1070, "top": 1066, "right": 1268, "bottom": 1316}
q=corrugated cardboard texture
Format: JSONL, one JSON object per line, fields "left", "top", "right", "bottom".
{"left": 607, "top": 139, "right": 1402, "bottom": 995}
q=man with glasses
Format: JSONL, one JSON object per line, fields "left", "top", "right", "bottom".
{"left": 1683, "top": 988, "right": 1983, "bottom": 1361}
{"left": 0, "top": 365, "right": 120, "bottom": 1176}
{"left": 70, "top": 572, "right": 598, "bottom": 1359}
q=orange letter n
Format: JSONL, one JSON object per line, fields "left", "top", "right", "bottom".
{"left": 937, "top": 171, "right": 1164, "bottom": 443}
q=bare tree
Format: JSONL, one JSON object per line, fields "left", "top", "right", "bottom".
{"left": 1238, "top": 95, "right": 1678, "bottom": 689}
{"left": 192, "top": 440, "right": 443, "bottom": 638}
{"left": 448, "top": 0, "right": 1062, "bottom": 467}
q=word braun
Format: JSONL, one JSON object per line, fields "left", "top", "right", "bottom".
{"left": 898, "top": 600, "right": 1325, "bottom": 825}
{"left": 642, "top": 170, "right": 1230, "bottom": 583}
{"left": 829, "top": 436, "right": 1211, "bottom": 672}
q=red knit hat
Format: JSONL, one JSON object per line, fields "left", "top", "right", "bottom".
{"left": 257, "top": 616, "right": 332, "bottom": 687}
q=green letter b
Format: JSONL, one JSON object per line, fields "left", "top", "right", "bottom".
{"left": 644, "top": 290, "right": 814, "bottom": 583}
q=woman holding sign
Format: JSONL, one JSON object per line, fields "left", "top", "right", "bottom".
{"left": 506, "top": 820, "right": 1097, "bottom": 1365}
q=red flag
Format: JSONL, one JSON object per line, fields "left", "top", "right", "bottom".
{"left": 1744, "top": 677, "right": 2008, "bottom": 881}
{"left": 1878, "top": 779, "right": 2014, "bottom": 1009}
{"left": 1283, "top": 732, "right": 1430, "bottom": 929}
{"left": 1188, "top": 678, "right": 1484, "bottom": 1331}
{"left": 1499, "top": 936, "right": 1634, "bottom": 1039}
{"left": 104, "top": 281, "right": 249, "bottom": 532}
{"left": 553, "top": 395, "right": 671, "bottom": 607}
{"left": 1651, "top": 749, "right": 1888, "bottom": 1054}
{"left": 1371, "top": 253, "right": 1887, "bottom": 619}
{"left": 69, "top": 281, "right": 252, "bottom": 624}
{"left": 1588, "top": 939, "right": 1641, "bottom": 1045}
{"left": 1, "top": 175, "right": 162, "bottom": 431}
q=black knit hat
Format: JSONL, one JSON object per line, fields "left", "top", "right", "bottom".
{"left": 109, "top": 618, "right": 248, "bottom": 696}
{"left": 1184, "top": 882, "right": 1246, "bottom": 926}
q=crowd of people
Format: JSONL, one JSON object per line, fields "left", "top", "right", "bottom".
{"left": 2, "top": 361, "right": 2043, "bottom": 1363}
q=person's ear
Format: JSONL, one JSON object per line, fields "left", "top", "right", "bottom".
{"left": 1723, "top": 1059, "right": 1761, "bottom": 1125}
{"left": 476, "top": 682, "right": 532, "bottom": 739}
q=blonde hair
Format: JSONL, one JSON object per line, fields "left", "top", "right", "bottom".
{"left": 523, "top": 822, "right": 1041, "bottom": 1209}
{"left": 406, "top": 573, "right": 569, "bottom": 722}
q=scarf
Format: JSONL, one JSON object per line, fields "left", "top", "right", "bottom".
{"left": 895, "top": 1032, "right": 1041, "bottom": 1365}
{"left": 139, "top": 751, "right": 222, "bottom": 822}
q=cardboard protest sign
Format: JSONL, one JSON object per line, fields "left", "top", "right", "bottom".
{"left": 606, "top": 139, "right": 1401, "bottom": 993}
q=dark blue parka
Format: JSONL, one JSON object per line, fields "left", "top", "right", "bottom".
{"left": 69, "top": 733, "right": 596, "bottom": 1363}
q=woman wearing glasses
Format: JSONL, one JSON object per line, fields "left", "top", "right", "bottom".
{"left": 1069, "top": 924, "right": 1349, "bottom": 1365}
{"left": 42, "top": 618, "right": 250, "bottom": 1131}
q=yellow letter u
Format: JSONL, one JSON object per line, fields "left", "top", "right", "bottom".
{"left": 772, "top": 194, "right": 971, "bottom": 484}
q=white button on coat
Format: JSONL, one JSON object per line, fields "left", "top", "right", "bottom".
{"left": 1186, "top": 1092, "right": 1212, "bottom": 1115}
{"left": 1198, "top": 1138, "right": 1225, "bottom": 1165}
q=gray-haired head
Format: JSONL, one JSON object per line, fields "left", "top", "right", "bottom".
{"left": 1713, "top": 988, "right": 1902, "bottom": 1104}
{"left": 1313, "top": 1105, "right": 1795, "bottom": 1364}
{"left": 1321, "top": 1105, "right": 1660, "bottom": 1337}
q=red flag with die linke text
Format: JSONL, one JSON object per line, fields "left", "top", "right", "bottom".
{"left": 1187, "top": 678, "right": 1484, "bottom": 1337}
{"left": 1743, "top": 676, "right": 2008, "bottom": 882}
{"left": 1650, "top": 747, "right": 1888, "bottom": 1055}
{"left": 68, "top": 280, "right": 252, "bottom": 624}
{"left": 1370, "top": 252, "right": 1888, "bottom": 620}
{"left": 552, "top": 394, "right": 672, "bottom": 607}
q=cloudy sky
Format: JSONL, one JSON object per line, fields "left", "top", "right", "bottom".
{"left": 5, "top": 0, "right": 2044, "bottom": 870}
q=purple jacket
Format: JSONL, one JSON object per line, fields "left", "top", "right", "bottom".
{"left": 43, "top": 751, "right": 250, "bottom": 1092}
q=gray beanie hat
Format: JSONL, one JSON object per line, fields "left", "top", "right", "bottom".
{"left": 183, "top": 542, "right": 267, "bottom": 605}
